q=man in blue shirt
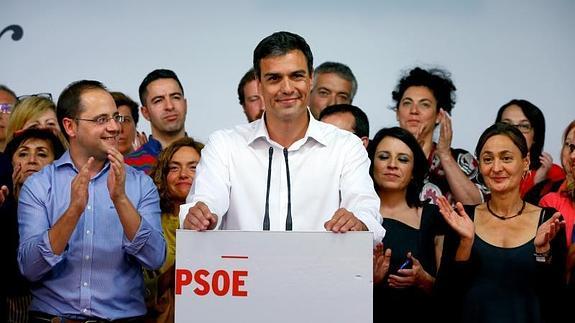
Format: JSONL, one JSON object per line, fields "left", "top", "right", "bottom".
{"left": 18, "top": 80, "right": 166, "bottom": 322}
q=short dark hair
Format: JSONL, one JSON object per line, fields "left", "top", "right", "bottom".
{"left": 138, "top": 69, "right": 184, "bottom": 106}
{"left": 314, "top": 62, "right": 358, "bottom": 100}
{"left": 319, "top": 104, "right": 369, "bottom": 139}
{"left": 368, "top": 127, "right": 429, "bottom": 208}
{"left": 253, "top": 31, "right": 313, "bottom": 79}
{"left": 57, "top": 80, "right": 108, "bottom": 140}
{"left": 237, "top": 68, "right": 257, "bottom": 105}
{"left": 5, "top": 127, "right": 66, "bottom": 162}
{"left": 495, "top": 99, "right": 545, "bottom": 170}
{"left": 0, "top": 84, "right": 17, "bottom": 102}
{"left": 111, "top": 91, "right": 139, "bottom": 126}
{"left": 475, "top": 122, "right": 529, "bottom": 161}
{"left": 392, "top": 67, "right": 456, "bottom": 115}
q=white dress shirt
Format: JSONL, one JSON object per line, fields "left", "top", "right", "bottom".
{"left": 180, "top": 111, "right": 385, "bottom": 242}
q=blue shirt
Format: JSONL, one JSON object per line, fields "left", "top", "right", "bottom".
{"left": 17, "top": 151, "right": 166, "bottom": 320}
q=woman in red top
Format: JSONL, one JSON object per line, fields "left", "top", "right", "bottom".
{"left": 540, "top": 120, "right": 575, "bottom": 289}
{"left": 496, "top": 99, "right": 565, "bottom": 203}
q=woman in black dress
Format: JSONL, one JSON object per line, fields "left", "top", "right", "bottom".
{"left": 369, "top": 127, "right": 445, "bottom": 323}
{"left": 436, "top": 122, "right": 567, "bottom": 323}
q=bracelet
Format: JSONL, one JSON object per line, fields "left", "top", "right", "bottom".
{"left": 533, "top": 249, "right": 552, "bottom": 264}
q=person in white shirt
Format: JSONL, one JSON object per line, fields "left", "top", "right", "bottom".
{"left": 180, "top": 31, "right": 384, "bottom": 242}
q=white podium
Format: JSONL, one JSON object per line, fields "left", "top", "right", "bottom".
{"left": 175, "top": 230, "right": 373, "bottom": 323}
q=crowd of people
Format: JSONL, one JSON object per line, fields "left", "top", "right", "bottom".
{"left": 0, "top": 31, "right": 574, "bottom": 323}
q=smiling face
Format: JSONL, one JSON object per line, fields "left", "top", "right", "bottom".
{"left": 141, "top": 78, "right": 187, "bottom": 136}
{"left": 258, "top": 50, "right": 312, "bottom": 124}
{"left": 373, "top": 136, "right": 415, "bottom": 192}
{"left": 11, "top": 138, "right": 55, "bottom": 185}
{"left": 478, "top": 134, "right": 529, "bottom": 194}
{"left": 65, "top": 89, "right": 120, "bottom": 161}
{"left": 396, "top": 86, "right": 439, "bottom": 139}
{"left": 166, "top": 146, "right": 201, "bottom": 203}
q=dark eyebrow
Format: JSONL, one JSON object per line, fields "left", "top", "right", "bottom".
{"left": 263, "top": 72, "right": 280, "bottom": 78}
{"left": 150, "top": 95, "right": 165, "bottom": 102}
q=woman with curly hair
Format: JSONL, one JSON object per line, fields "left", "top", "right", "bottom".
{"left": 143, "top": 137, "right": 203, "bottom": 323}
{"left": 391, "top": 67, "right": 487, "bottom": 206}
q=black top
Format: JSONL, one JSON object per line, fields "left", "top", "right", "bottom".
{"left": 436, "top": 205, "right": 567, "bottom": 323}
{"left": 374, "top": 203, "right": 445, "bottom": 323}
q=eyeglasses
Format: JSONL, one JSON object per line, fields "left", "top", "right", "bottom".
{"left": 75, "top": 114, "right": 125, "bottom": 126}
{"left": 17, "top": 93, "right": 53, "bottom": 101}
{"left": 0, "top": 103, "right": 13, "bottom": 114}
{"left": 564, "top": 141, "right": 575, "bottom": 154}
{"left": 503, "top": 121, "right": 532, "bottom": 133}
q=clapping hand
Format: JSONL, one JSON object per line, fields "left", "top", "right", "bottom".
{"left": 534, "top": 212, "right": 564, "bottom": 253}
{"left": 437, "top": 196, "right": 474, "bottom": 240}
{"left": 373, "top": 243, "right": 391, "bottom": 284}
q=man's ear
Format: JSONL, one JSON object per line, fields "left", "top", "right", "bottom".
{"left": 141, "top": 106, "right": 151, "bottom": 122}
{"left": 62, "top": 117, "right": 77, "bottom": 139}
{"left": 361, "top": 136, "right": 369, "bottom": 149}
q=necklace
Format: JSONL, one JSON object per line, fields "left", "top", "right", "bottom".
{"left": 486, "top": 200, "right": 526, "bottom": 220}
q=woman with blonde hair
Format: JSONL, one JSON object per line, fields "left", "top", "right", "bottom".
{"left": 1, "top": 95, "right": 68, "bottom": 207}
{"left": 6, "top": 95, "right": 64, "bottom": 143}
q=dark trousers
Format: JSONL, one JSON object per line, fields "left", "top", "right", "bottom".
{"left": 29, "top": 311, "right": 145, "bottom": 323}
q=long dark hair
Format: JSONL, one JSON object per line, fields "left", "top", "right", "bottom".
{"left": 368, "top": 127, "right": 429, "bottom": 207}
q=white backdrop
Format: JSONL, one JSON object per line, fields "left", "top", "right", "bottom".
{"left": 1, "top": 0, "right": 574, "bottom": 159}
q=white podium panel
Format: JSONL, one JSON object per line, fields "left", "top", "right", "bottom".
{"left": 175, "top": 230, "right": 373, "bottom": 323}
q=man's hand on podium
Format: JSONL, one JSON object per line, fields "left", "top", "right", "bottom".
{"left": 183, "top": 202, "right": 218, "bottom": 230}
{"left": 324, "top": 208, "right": 367, "bottom": 233}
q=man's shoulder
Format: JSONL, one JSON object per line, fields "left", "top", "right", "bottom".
{"left": 123, "top": 164, "right": 157, "bottom": 193}
{"left": 124, "top": 163, "right": 153, "bottom": 180}
{"left": 314, "top": 120, "right": 363, "bottom": 148}
{"left": 208, "top": 123, "right": 255, "bottom": 145}
{"left": 20, "top": 163, "right": 59, "bottom": 197}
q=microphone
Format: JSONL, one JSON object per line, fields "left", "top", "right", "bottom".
{"left": 262, "top": 147, "right": 293, "bottom": 231}
{"left": 263, "top": 147, "right": 273, "bottom": 230}
{"left": 283, "top": 148, "right": 292, "bottom": 231}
